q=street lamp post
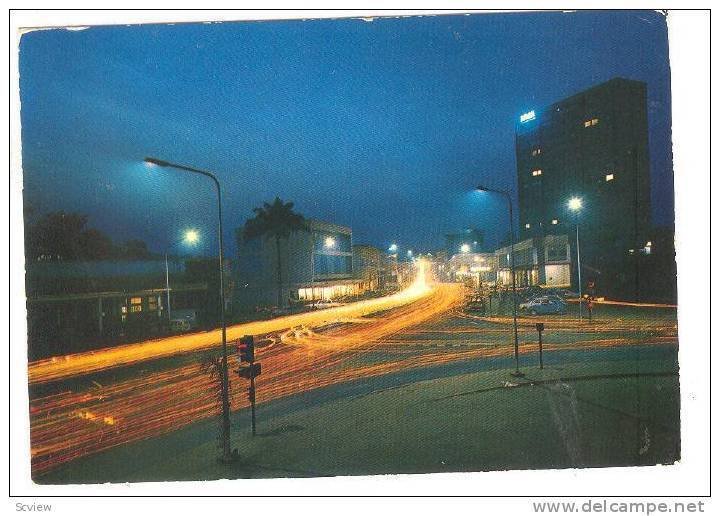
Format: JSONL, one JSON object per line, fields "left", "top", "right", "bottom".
{"left": 476, "top": 185, "right": 522, "bottom": 376}
{"left": 568, "top": 197, "right": 583, "bottom": 321}
{"left": 388, "top": 244, "right": 399, "bottom": 289}
{"left": 165, "top": 252, "right": 171, "bottom": 322}
{"left": 144, "top": 157, "right": 233, "bottom": 462}
{"left": 164, "top": 230, "right": 199, "bottom": 325}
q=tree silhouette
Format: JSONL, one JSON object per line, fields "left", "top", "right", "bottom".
{"left": 24, "top": 210, "right": 152, "bottom": 262}
{"left": 241, "top": 198, "right": 305, "bottom": 308}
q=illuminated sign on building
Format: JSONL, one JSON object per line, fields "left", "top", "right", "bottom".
{"left": 520, "top": 110, "right": 536, "bottom": 123}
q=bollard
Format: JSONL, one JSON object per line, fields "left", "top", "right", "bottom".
{"left": 535, "top": 322, "right": 545, "bottom": 369}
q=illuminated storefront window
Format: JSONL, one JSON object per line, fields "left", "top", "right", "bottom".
{"left": 129, "top": 297, "right": 143, "bottom": 313}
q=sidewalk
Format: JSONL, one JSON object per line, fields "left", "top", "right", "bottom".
{"left": 39, "top": 344, "right": 679, "bottom": 484}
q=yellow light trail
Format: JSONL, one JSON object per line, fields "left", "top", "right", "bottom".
{"left": 28, "top": 262, "right": 433, "bottom": 385}
{"left": 27, "top": 262, "right": 678, "bottom": 477}
{"left": 30, "top": 282, "right": 464, "bottom": 475}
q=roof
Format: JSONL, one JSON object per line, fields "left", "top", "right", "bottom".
{"left": 306, "top": 218, "right": 352, "bottom": 235}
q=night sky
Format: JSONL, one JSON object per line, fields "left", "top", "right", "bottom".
{"left": 19, "top": 11, "right": 673, "bottom": 258}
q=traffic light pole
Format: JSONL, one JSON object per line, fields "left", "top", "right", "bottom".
{"left": 237, "top": 335, "right": 260, "bottom": 437}
{"left": 250, "top": 374, "right": 257, "bottom": 436}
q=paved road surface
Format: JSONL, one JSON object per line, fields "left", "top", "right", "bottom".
{"left": 28, "top": 275, "right": 677, "bottom": 477}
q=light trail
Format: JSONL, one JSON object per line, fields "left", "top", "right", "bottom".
{"left": 28, "top": 264, "right": 433, "bottom": 385}
{"left": 28, "top": 263, "right": 678, "bottom": 477}
{"left": 30, "top": 282, "right": 463, "bottom": 475}
{"left": 589, "top": 299, "right": 678, "bottom": 308}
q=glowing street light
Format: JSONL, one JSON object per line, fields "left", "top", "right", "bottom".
{"left": 324, "top": 236, "right": 336, "bottom": 249}
{"left": 568, "top": 197, "right": 583, "bottom": 212}
{"left": 476, "top": 184, "right": 521, "bottom": 376}
{"left": 165, "top": 229, "right": 200, "bottom": 325}
{"left": 568, "top": 196, "right": 584, "bottom": 320}
{"left": 144, "top": 157, "right": 233, "bottom": 463}
{"left": 184, "top": 229, "right": 199, "bottom": 244}
{"left": 388, "top": 243, "right": 398, "bottom": 253}
{"left": 460, "top": 243, "right": 470, "bottom": 253}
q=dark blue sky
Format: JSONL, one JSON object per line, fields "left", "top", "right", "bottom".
{"left": 19, "top": 11, "right": 673, "bottom": 257}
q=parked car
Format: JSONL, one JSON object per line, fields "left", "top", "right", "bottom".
{"left": 464, "top": 295, "right": 486, "bottom": 312}
{"left": 519, "top": 296, "right": 567, "bottom": 315}
{"left": 523, "top": 285, "right": 545, "bottom": 299}
{"left": 558, "top": 289, "right": 579, "bottom": 299}
{"left": 169, "top": 309, "right": 199, "bottom": 332}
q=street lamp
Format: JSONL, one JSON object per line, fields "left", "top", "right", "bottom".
{"left": 460, "top": 243, "right": 470, "bottom": 253}
{"left": 185, "top": 229, "right": 199, "bottom": 244}
{"left": 388, "top": 243, "right": 398, "bottom": 253}
{"left": 567, "top": 196, "right": 583, "bottom": 321}
{"left": 144, "top": 157, "right": 233, "bottom": 462}
{"left": 476, "top": 185, "right": 522, "bottom": 376}
{"left": 164, "top": 229, "right": 199, "bottom": 325}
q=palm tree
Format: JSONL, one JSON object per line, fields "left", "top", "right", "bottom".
{"left": 242, "top": 197, "right": 305, "bottom": 308}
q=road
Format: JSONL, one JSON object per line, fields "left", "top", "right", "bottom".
{"left": 28, "top": 262, "right": 436, "bottom": 384}
{"left": 28, "top": 268, "right": 678, "bottom": 478}
{"left": 38, "top": 343, "right": 680, "bottom": 484}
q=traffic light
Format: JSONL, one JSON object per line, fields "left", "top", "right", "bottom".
{"left": 237, "top": 335, "right": 255, "bottom": 363}
{"left": 237, "top": 363, "right": 261, "bottom": 379}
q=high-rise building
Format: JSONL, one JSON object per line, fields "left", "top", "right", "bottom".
{"left": 515, "top": 78, "right": 652, "bottom": 298}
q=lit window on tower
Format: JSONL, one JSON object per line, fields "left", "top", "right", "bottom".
{"left": 525, "top": 223, "right": 531, "bottom": 229}
{"left": 531, "top": 148, "right": 542, "bottom": 157}
{"left": 584, "top": 118, "right": 600, "bottom": 128}
{"left": 531, "top": 169, "right": 543, "bottom": 177}
{"left": 605, "top": 173, "right": 615, "bottom": 182}
{"left": 551, "top": 219, "right": 558, "bottom": 225}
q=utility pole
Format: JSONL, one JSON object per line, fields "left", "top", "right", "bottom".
{"left": 165, "top": 252, "right": 172, "bottom": 323}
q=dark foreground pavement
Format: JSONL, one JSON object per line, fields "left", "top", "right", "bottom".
{"left": 38, "top": 344, "right": 679, "bottom": 483}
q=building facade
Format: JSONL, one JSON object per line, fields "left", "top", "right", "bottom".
{"left": 236, "top": 219, "right": 369, "bottom": 307}
{"left": 515, "top": 78, "right": 652, "bottom": 298}
{"left": 352, "top": 244, "right": 383, "bottom": 292}
{"left": 447, "top": 252, "right": 497, "bottom": 287}
{"left": 25, "top": 259, "right": 207, "bottom": 359}
{"left": 495, "top": 234, "right": 572, "bottom": 289}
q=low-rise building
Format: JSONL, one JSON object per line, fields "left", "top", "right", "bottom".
{"left": 236, "top": 219, "right": 370, "bottom": 308}
{"left": 495, "top": 234, "right": 572, "bottom": 289}
{"left": 25, "top": 259, "right": 207, "bottom": 359}
{"left": 352, "top": 244, "right": 383, "bottom": 292}
{"left": 447, "top": 252, "right": 498, "bottom": 287}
